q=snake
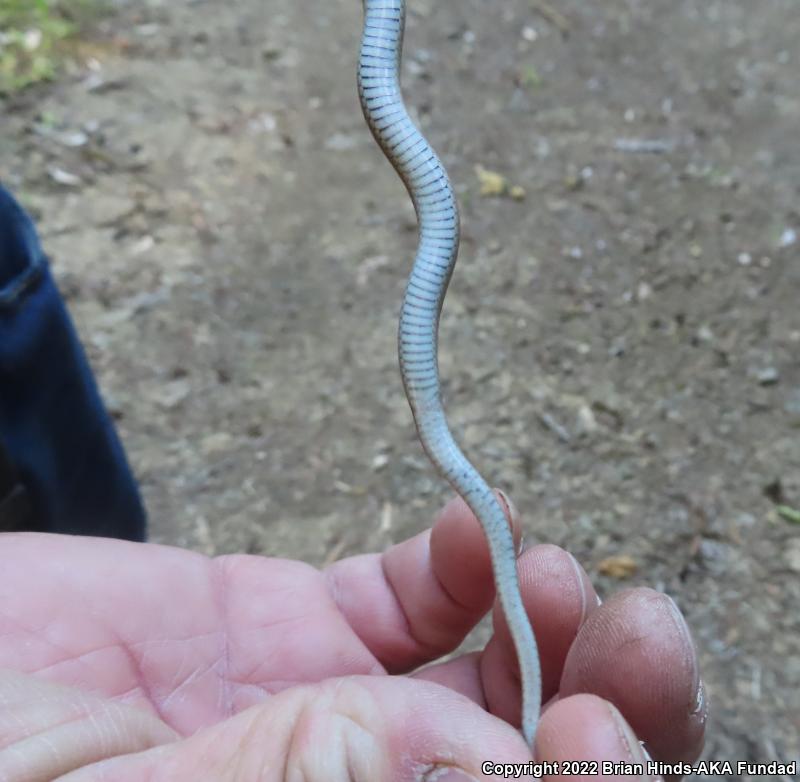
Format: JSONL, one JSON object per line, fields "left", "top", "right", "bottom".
{"left": 357, "top": 0, "right": 542, "bottom": 748}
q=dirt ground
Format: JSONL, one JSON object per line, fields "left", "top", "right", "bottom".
{"left": 2, "top": 0, "right": 799, "bottom": 776}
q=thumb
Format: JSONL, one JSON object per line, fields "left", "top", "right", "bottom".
{"left": 60, "top": 676, "right": 532, "bottom": 781}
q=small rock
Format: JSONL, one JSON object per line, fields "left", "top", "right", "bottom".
{"left": 85, "top": 74, "right": 129, "bottom": 94}
{"left": 591, "top": 384, "right": 626, "bottom": 423}
{"left": 784, "top": 388, "right": 800, "bottom": 419}
{"left": 576, "top": 404, "right": 598, "bottom": 434}
{"left": 201, "top": 432, "right": 233, "bottom": 455}
{"left": 406, "top": 59, "right": 429, "bottom": 78}
{"left": 154, "top": 379, "right": 191, "bottom": 410}
{"left": 372, "top": 453, "right": 390, "bottom": 471}
{"left": 249, "top": 113, "right": 277, "bottom": 133}
{"left": 755, "top": 366, "right": 779, "bottom": 386}
{"left": 64, "top": 131, "right": 89, "bottom": 147}
{"left": 22, "top": 28, "right": 42, "bottom": 51}
{"left": 123, "top": 289, "right": 169, "bottom": 316}
{"left": 696, "top": 324, "right": 714, "bottom": 342}
{"left": 324, "top": 133, "right": 357, "bottom": 151}
{"left": 136, "top": 23, "right": 161, "bottom": 36}
{"left": 698, "top": 539, "right": 730, "bottom": 574}
{"left": 130, "top": 235, "right": 155, "bottom": 256}
{"left": 48, "top": 167, "right": 82, "bottom": 187}
{"left": 608, "top": 336, "right": 626, "bottom": 356}
{"left": 786, "top": 540, "right": 800, "bottom": 573}
{"left": 779, "top": 227, "right": 797, "bottom": 248}
{"left": 35, "top": 126, "right": 89, "bottom": 148}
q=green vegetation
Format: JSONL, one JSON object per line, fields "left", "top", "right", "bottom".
{"left": 519, "top": 64, "right": 541, "bottom": 90}
{"left": 777, "top": 504, "right": 800, "bottom": 525}
{"left": 0, "top": 0, "right": 99, "bottom": 94}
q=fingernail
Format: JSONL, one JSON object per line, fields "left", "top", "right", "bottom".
{"left": 665, "top": 596, "right": 701, "bottom": 714}
{"left": 566, "top": 552, "right": 590, "bottom": 625}
{"left": 495, "top": 489, "right": 517, "bottom": 525}
{"left": 423, "top": 767, "right": 479, "bottom": 782}
{"left": 607, "top": 703, "right": 650, "bottom": 779}
{"left": 495, "top": 489, "right": 523, "bottom": 554}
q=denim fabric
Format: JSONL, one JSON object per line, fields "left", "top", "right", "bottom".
{"left": 0, "top": 182, "right": 146, "bottom": 539}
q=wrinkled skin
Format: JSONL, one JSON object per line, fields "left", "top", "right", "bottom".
{"left": 0, "top": 494, "right": 705, "bottom": 780}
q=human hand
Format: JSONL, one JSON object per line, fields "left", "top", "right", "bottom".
{"left": 0, "top": 494, "right": 705, "bottom": 780}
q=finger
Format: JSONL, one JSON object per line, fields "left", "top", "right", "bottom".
{"left": 414, "top": 651, "right": 486, "bottom": 706}
{"left": 536, "top": 694, "right": 659, "bottom": 781}
{"left": 560, "top": 588, "right": 706, "bottom": 765}
{"left": 0, "top": 670, "right": 177, "bottom": 781}
{"left": 478, "top": 544, "right": 598, "bottom": 725}
{"left": 324, "top": 491, "right": 521, "bottom": 672}
{"left": 59, "top": 676, "right": 532, "bottom": 782}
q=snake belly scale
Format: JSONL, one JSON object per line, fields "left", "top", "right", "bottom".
{"left": 357, "top": 0, "right": 542, "bottom": 747}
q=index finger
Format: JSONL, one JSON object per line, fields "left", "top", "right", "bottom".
{"left": 324, "top": 491, "right": 521, "bottom": 672}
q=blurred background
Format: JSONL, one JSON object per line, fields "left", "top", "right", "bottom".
{"left": 1, "top": 0, "right": 798, "bottom": 776}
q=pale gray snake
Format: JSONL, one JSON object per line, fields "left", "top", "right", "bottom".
{"left": 357, "top": 0, "right": 542, "bottom": 748}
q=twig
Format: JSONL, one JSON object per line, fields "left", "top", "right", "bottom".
{"left": 379, "top": 501, "right": 393, "bottom": 533}
{"left": 529, "top": 0, "right": 571, "bottom": 36}
{"left": 613, "top": 138, "right": 675, "bottom": 154}
{"left": 323, "top": 533, "right": 351, "bottom": 567}
{"left": 538, "top": 411, "right": 571, "bottom": 443}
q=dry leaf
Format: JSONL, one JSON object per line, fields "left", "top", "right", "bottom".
{"left": 597, "top": 554, "right": 638, "bottom": 579}
{"left": 475, "top": 165, "right": 508, "bottom": 196}
{"left": 475, "top": 165, "right": 526, "bottom": 200}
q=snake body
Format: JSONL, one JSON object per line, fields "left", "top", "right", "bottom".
{"left": 357, "top": 0, "right": 541, "bottom": 747}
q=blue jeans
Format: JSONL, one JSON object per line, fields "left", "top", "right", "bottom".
{"left": 0, "top": 182, "right": 146, "bottom": 540}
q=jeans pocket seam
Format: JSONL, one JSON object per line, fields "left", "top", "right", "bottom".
{"left": 0, "top": 254, "right": 45, "bottom": 309}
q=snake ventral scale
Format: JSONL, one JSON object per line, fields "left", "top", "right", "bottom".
{"left": 357, "top": 0, "right": 542, "bottom": 748}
